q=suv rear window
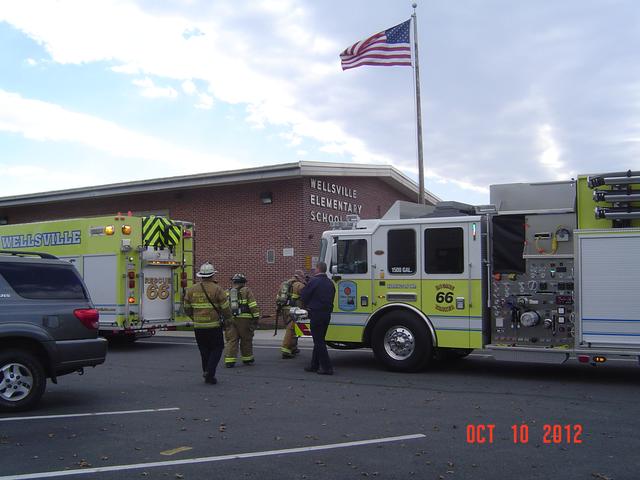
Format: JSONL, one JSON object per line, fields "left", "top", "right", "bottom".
{"left": 0, "top": 263, "right": 88, "bottom": 300}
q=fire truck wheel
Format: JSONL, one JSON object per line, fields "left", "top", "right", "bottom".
{"left": 0, "top": 349, "right": 47, "bottom": 412}
{"left": 372, "top": 311, "right": 433, "bottom": 372}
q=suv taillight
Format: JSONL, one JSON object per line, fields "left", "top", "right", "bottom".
{"left": 74, "top": 309, "right": 99, "bottom": 329}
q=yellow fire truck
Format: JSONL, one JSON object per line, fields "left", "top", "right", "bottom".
{"left": 295, "top": 170, "right": 640, "bottom": 371}
{"left": 0, "top": 214, "right": 195, "bottom": 340}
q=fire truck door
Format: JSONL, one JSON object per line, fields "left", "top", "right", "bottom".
{"left": 328, "top": 235, "right": 373, "bottom": 342}
{"left": 371, "top": 226, "right": 421, "bottom": 311}
{"left": 140, "top": 265, "right": 173, "bottom": 322}
{"left": 421, "top": 222, "right": 477, "bottom": 349}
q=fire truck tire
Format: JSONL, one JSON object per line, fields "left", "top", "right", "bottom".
{"left": 0, "top": 349, "right": 47, "bottom": 412}
{"left": 372, "top": 311, "right": 433, "bottom": 372}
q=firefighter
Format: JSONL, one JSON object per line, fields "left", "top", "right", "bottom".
{"left": 224, "top": 273, "right": 260, "bottom": 367}
{"left": 279, "top": 269, "right": 307, "bottom": 359}
{"left": 184, "top": 262, "right": 232, "bottom": 384}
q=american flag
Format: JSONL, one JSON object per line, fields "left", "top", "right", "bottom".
{"left": 340, "top": 19, "right": 412, "bottom": 70}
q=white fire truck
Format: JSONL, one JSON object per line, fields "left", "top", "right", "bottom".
{"left": 294, "top": 170, "right": 640, "bottom": 371}
{"left": 0, "top": 214, "right": 195, "bottom": 340}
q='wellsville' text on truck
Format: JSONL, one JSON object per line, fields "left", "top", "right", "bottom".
{"left": 0, "top": 214, "right": 195, "bottom": 341}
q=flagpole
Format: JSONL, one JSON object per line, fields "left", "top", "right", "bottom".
{"left": 412, "top": 3, "right": 425, "bottom": 204}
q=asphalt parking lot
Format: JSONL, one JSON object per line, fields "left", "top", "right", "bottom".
{"left": 1, "top": 331, "right": 640, "bottom": 480}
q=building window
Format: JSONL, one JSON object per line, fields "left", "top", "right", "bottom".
{"left": 387, "top": 229, "right": 416, "bottom": 274}
{"left": 424, "top": 228, "right": 464, "bottom": 274}
{"left": 266, "top": 249, "right": 275, "bottom": 264}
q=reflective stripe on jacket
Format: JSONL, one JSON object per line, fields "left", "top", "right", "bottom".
{"left": 184, "top": 280, "right": 232, "bottom": 328}
{"left": 233, "top": 286, "right": 260, "bottom": 319}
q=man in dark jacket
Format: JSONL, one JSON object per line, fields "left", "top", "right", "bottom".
{"left": 301, "top": 261, "right": 336, "bottom": 375}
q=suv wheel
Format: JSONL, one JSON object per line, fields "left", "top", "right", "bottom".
{"left": 0, "top": 350, "right": 46, "bottom": 412}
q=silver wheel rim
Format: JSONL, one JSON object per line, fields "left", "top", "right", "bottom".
{"left": 383, "top": 325, "right": 416, "bottom": 361}
{"left": 0, "top": 362, "right": 34, "bottom": 402}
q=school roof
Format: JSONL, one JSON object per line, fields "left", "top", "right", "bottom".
{"left": 0, "top": 161, "right": 440, "bottom": 207}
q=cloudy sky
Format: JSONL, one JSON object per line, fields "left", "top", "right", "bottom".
{"left": 1, "top": 0, "right": 638, "bottom": 205}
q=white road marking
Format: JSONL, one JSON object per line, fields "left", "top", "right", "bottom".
{"left": 0, "top": 433, "right": 426, "bottom": 479}
{"left": 0, "top": 407, "right": 180, "bottom": 423}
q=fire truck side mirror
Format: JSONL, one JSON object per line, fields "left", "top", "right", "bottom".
{"left": 330, "top": 241, "right": 338, "bottom": 274}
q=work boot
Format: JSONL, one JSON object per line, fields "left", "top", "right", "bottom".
{"left": 292, "top": 348, "right": 300, "bottom": 355}
{"left": 304, "top": 365, "right": 318, "bottom": 372}
{"left": 204, "top": 376, "right": 218, "bottom": 384}
{"left": 282, "top": 353, "right": 295, "bottom": 359}
{"left": 243, "top": 359, "right": 255, "bottom": 366}
{"left": 225, "top": 363, "right": 235, "bottom": 368}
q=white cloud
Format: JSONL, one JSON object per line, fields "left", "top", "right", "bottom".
{"left": 2, "top": 0, "right": 636, "bottom": 203}
{"left": 279, "top": 131, "right": 302, "bottom": 147}
{"left": 0, "top": 163, "right": 99, "bottom": 196}
{"left": 111, "top": 63, "right": 140, "bottom": 74}
{"left": 181, "top": 79, "right": 197, "bottom": 95}
{"left": 0, "top": 0, "right": 386, "bottom": 187}
{"left": 399, "top": 165, "right": 489, "bottom": 195}
{"left": 195, "top": 93, "right": 213, "bottom": 110}
{"left": 132, "top": 77, "right": 178, "bottom": 99}
{"left": 0, "top": 89, "right": 242, "bottom": 172}
{"left": 536, "top": 123, "right": 565, "bottom": 179}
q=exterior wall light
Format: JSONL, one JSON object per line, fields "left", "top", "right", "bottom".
{"left": 260, "top": 192, "right": 273, "bottom": 204}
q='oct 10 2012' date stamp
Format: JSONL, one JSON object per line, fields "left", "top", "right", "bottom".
{"left": 466, "top": 424, "right": 583, "bottom": 444}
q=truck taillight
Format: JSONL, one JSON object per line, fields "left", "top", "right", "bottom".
{"left": 181, "top": 279, "right": 188, "bottom": 288}
{"left": 128, "top": 296, "right": 136, "bottom": 304}
{"left": 183, "top": 229, "right": 193, "bottom": 238}
{"left": 74, "top": 309, "right": 99, "bottom": 329}
{"left": 122, "top": 225, "right": 132, "bottom": 235}
{"left": 128, "top": 271, "right": 136, "bottom": 288}
{"left": 129, "top": 279, "right": 135, "bottom": 288}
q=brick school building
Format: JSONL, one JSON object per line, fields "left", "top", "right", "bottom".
{"left": 0, "top": 161, "right": 437, "bottom": 318}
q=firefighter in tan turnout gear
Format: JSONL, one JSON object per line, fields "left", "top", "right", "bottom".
{"left": 184, "top": 262, "right": 232, "bottom": 384}
{"left": 224, "top": 274, "right": 260, "bottom": 367}
{"left": 279, "top": 270, "right": 306, "bottom": 359}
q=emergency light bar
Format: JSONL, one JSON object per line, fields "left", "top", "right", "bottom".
{"left": 329, "top": 215, "right": 360, "bottom": 230}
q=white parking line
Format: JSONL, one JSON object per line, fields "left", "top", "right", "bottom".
{"left": 0, "top": 433, "right": 425, "bottom": 480}
{"left": 0, "top": 407, "right": 180, "bottom": 422}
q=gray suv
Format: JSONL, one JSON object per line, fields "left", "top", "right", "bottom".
{"left": 0, "top": 251, "right": 107, "bottom": 412}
